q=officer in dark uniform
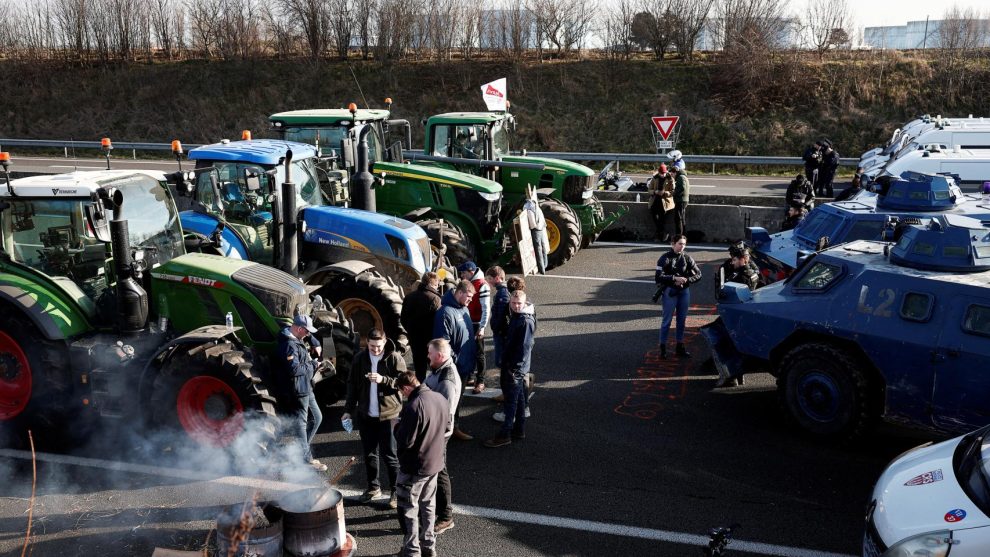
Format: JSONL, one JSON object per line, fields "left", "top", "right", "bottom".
{"left": 784, "top": 174, "right": 815, "bottom": 212}
{"left": 717, "top": 244, "right": 760, "bottom": 292}
{"left": 781, "top": 201, "right": 807, "bottom": 232}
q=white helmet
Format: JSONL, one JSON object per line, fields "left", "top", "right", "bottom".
{"left": 668, "top": 149, "right": 683, "bottom": 161}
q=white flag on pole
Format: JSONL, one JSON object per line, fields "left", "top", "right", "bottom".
{"left": 480, "top": 78, "right": 507, "bottom": 111}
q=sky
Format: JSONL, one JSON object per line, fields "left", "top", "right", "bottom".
{"left": 791, "top": 0, "right": 989, "bottom": 29}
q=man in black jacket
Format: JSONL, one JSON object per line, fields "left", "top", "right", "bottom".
{"left": 818, "top": 142, "right": 840, "bottom": 198}
{"left": 424, "top": 339, "right": 462, "bottom": 535}
{"left": 401, "top": 272, "right": 442, "bottom": 380}
{"left": 484, "top": 290, "right": 537, "bottom": 448}
{"left": 784, "top": 174, "right": 815, "bottom": 211}
{"left": 342, "top": 328, "right": 407, "bottom": 507}
{"left": 277, "top": 314, "right": 328, "bottom": 472}
{"left": 394, "top": 371, "right": 449, "bottom": 557}
{"left": 655, "top": 235, "right": 702, "bottom": 359}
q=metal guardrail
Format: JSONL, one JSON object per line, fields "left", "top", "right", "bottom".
{"left": 0, "top": 138, "right": 859, "bottom": 168}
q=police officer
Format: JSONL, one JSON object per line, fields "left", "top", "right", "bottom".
{"left": 781, "top": 201, "right": 807, "bottom": 232}
{"left": 785, "top": 174, "right": 815, "bottom": 212}
{"left": 278, "top": 314, "right": 330, "bottom": 471}
{"left": 718, "top": 244, "right": 760, "bottom": 292}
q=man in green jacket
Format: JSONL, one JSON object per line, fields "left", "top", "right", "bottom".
{"left": 342, "top": 328, "right": 407, "bottom": 508}
{"left": 673, "top": 167, "right": 690, "bottom": 237}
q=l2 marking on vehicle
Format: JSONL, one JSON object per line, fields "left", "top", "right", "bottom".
{"left": 944, "top": 509, "right": 967, "bottom": 523}
{"left": 904, "top": 469, "right": 944, "bottom": 486}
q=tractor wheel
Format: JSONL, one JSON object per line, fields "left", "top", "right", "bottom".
{"left": 541, "top": 198, "right": 582, "bottom": 270}
{"left": 318, "top": 270, "right": 409, "bottom": 353}
{"left": 150, "top": 339, "right": 278, "bottom": 452}
{"left": 777, "top": 343, "right": 875, "bottom": 440}
{"left": 0, "top": 313, "right": 72, "bottom": 447}
{"left": 418, "top": 218, "right": 476, "bottom": 268}
{"left": 311, "top": 313, "right": 358, "bottom": 407}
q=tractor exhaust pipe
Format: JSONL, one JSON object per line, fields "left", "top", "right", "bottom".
{"left": 351, "top": 125, "right": 376, "bottom": 212}
{"left": 281, "top": 149, "right": 299, "bottom": 276}
{"left": 108, "top": 207, "right": 149, "bottom": 333}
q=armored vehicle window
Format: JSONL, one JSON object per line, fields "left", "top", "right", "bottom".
{"left": 934, "top": 190, "right": 951, "bottom": 200}
{"left": 792, "top": 262, "right": 842, "bottom": 290}
{"left": 977, "top": 246, "right": 990, "bottom": 258}
{"left": 796, "top": 212, "right": 841, "bottom": 242}
{"left": 900, "top": 293, "right": 933, "bottom": 322}
{"left": 943, "top": 245, "right": 968, "bottom": 258}
{"left": 845, "top": 220, "right": 885, "bottom": 242}
{"left": 909, "top": 191, "right": 928, "bottom": 200}
{"left": 963, "top": 305, "right": 990, "bottom": 337}
{"left": 887, "top": 188, "right": 905, "bottom": 198}
{"left": 912, "top": 242, "right": 936, "bottom": 256}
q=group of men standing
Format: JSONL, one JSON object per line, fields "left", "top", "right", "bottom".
{"left": 802, "top": 139, "right": 840, "bottom": 198}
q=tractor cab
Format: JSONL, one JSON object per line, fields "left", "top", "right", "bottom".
{"left": 0, "top": 170, "right": 183, "bottom": 317}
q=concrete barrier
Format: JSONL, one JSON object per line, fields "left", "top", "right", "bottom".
{"left": 599, "top": 200, "right": 786, "bottom": 244}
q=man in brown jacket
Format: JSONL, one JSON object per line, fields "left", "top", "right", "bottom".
{"left": 342, "top": 328, "right": 407, "bottom": 508}
{"left": 400, "top": 271, "right": 442, "bottom": 380}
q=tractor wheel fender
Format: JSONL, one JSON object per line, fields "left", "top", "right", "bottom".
{"left": 534, "top": 188, "right": 557, "bottom": 199}
{"left": 0, "top": 286, "right": 65, "bottom": 340}
{"left": 307, "top": 260, "right": 378, "bottom": 285}
{"left": 138, "top": 326, "right": 244, "bottom": 405}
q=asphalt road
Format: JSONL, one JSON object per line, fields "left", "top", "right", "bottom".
{"left": 0, "top": 241, "right": 937, "bottom": 557}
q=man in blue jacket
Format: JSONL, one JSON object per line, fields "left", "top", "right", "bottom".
{"left": 278, "top": 314, "right": 328, "bottom": 471}
{"left": 433, "top": 280, "right": 476, "bottom": 441}
{"left": 484, "top": 290, "right": 536, "bottom": 448}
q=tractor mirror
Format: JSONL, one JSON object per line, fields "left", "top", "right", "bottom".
{"left": 388, "top": 140, "right": 403, "bottom": 163}
{"left": 245, "top": 172, "right": 262, "bottom": 192}
{"left": 85, "top": 203, "right": 112, "bottom": 243}
{"left": 341, "top": 138, "right": 354, "bottom": 170}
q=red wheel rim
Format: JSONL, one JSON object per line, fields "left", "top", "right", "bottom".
{"left": 0, "top": 330, "right": 31, "bottom": 421}
{"left": 176, "top": 376, "right": 245, "bottom": 447}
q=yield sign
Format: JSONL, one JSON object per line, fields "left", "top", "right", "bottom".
{"left": 651, "top": 116, "right": 679, "bottom": 140}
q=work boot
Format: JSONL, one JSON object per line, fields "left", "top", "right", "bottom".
{"left": 676, "top": 343, "right": 691, "bottom": 358}
{"left": 452, "top": 428, "right": 473, "bottom": 441}
{"left": 388, "top": 491, "right": 398, "bottom": 509}
{"left": 483, "top": 435, "right": 512, "bottom": 448}
{"left": 359, "top": 488, "right": 381, "bottom": 503}
{"left": 660, "top": 345, "right": 668, "bottom": 359}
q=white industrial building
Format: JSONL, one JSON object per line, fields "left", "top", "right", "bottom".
{"left": 864, "top": 18, "right": 990, "bottom": 49}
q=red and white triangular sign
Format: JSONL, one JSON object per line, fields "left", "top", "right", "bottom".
{"left": 651, "top": 116, "right": 679, "bottom": 140}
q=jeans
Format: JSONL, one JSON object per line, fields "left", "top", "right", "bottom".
{"left": 492, "top": 334, "right": 505, "bottom": 371}
{"left": 473, "top": 324, "right": 486, "bottom": 383}
{"left": 396, "top": 470, "right": 438, "bottom": 557}
{"left": 289, "top": 392, "right": 321, "bottom": 461}
{"left": 358, "top": 416, "right": 398, "bottom": 492}
{"left": 532, "top": 229, "right": 549, "bottom": 273}
{"left": 660, "top": 287, "right": 691, "bottom": 345}
{"left": 435, "top": 441, "right": 453, "bottom": 521}
{"left": 649, "top": 198, "right": 668, "bottom": 239}
{"left": 410, "top": 338, "right": 430, "bottom": 382}
{"left": 674, "top": 204, "right": 687, "bottom": 236}
{"left": 499, "top": 374, "right": 528, "bottom": 437}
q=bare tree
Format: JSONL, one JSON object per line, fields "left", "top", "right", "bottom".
{"left": 712, "top": 0, "right": 789, "bottom": 53}
{"left": 668, "top": 0, "right": 715, "bottom": 59}
{"left": 52, "top": 0, "right": 91, "bottom": 58}
{"left": 279, "top": 0, "right": 333, "bottom": 61}
{"left": 150, "top": 0, "right": 184, "bottom": 59}
{"left": 353, "top": 0, "right": 375, "bottom": 59}
{"left": 374, "top": 0, "right": 421, "bottom": 62}
{"left": 459, "top": 1, "right": 484, "bottom": 60}
{"left": 328, "top": 0, "right": 353, "bottom": 60}
{"left": 262, "top": 2, "right": 297, "bottom": 58}
{"left": 936, "top": 4, "right": 989, "bottom": 52}
{"left": 213, "top": 0, "right": 264, "bottom": 60}
{"left": 805, "top": 0, "right": 849, "bottom": 59}
{"left": 187, "top": 0, "right": 224, "bottom": 57}
{"left": 483, "top": 0, "right": 534, "bottom": 60}
{"left": 424, "top": 0, "right": 460, "bottom": 62}
{"left": 636, "top": 0, "right": 674, "bottom": 60}
{"left": 526, "top": 0, "right": 596, "bottom": 59}
{"left": 599, "top": 0, "right": 636, "bottom": 60}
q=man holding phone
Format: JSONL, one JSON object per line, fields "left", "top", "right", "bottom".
{"left": 343, "top": 329, "right": 407, "bottom": 508}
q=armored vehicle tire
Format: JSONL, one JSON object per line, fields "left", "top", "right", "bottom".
{"left": 0, "top": 314, "right": 72, "bottom": 447}
{"left": 150, "top": 340, "right": 278, "bottom": 451}
{"left": 541, "top": 198, "right": 582, "bottom": 270}
{"left": 312, "top": 318, "right": 357, "bottom": 407}
{"left": 418, "top": 219, "right": 476, "bottom": 268}
{"left": 318, "top": 270, "right": 409, "bottom": 354}
{"left": 778, "top": 343, "right": 873, "bottom": 439}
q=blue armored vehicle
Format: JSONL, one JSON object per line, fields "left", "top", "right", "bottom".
{"left": 704, "top": 214, "right": 990, "bottom": 439}
{"left": 746, "top": 172, "right": 990, "bottom": 283}
{"left": 177, "top": 139, "right": 435, "bottom": 350}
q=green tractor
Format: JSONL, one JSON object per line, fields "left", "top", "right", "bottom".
{"left": 269, "top": 106, "right": 543, "bottom": 268}
{"left": 0, "top": 160, "right": 355, "bottom": 452}
{"left": 416, "top": 111, "right": 623, "bottom": 257}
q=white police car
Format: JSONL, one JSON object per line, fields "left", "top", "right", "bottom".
{"left": 865, "top": 425, "right": 990, "bottom": 556}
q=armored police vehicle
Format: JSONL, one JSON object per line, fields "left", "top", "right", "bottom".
{"left": 705, "top": 214, "right": 990, "bottom": 439}
{"left": 860, "top": 115, "right": 990, "bottom": 173}
{"left": 747, "top": 172, "right": 990, "bottom": 283}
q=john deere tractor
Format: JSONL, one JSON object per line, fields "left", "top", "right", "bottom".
{"left": 269, "top": 107, "right": 524, "bottom": 268}
{"left": 175, "top": 138, "right": 436, "bottom": 350}
{"left": 0, "top": 162, "right": 354, "bottom": 452}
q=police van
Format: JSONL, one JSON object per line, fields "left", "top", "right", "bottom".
{"left": 871, "top": 145, "right": 990, "bottom": 185}
{"left": 861, "top": 119, "right": 990, "bottom": 175}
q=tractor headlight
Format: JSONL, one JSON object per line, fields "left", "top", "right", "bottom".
{"left": 882, "top": 530, "right": 953, "bottom": 557}
{"left": 478, "top": 191, "right": 501, "bottom": 202}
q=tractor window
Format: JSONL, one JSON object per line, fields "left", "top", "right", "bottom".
{"left": 1, "top": 198, "right": 107, "bottom": 299}
{"left": 111, "top": 177, "right": 184, "bottom": 267}
{"left": 451, "top": 125, "right": 487, "bottom": 160}
{"left": 900, "top": 292, "right": 934, "bottom": 322}
{"left": 492, "top": 122, "right": 509, "bottom": 157}
{"left": 432, "top": 126, "right": 451, "bottom": 157}
{"left": 289, "top": 158, "right": 323, "bottom": 208}
{"left": 281, "top": 126, "right": 349, "bottom": 155}
{"left": 963, "top": 305, "right": 990, "bottom": 337}
{"left": 791, "top": 262, "right": 843, "bottom": 291}
{"left": 197, "top": 163, "right": 272, "bottom": 215}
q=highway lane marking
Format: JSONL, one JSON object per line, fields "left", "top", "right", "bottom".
{"left": 535, "top": 274, "right": 655, "bottom": 284}
{"left": 49, "top": 165, "right": 104, "bottom": 169}
{"left": 594, "top": 241, "right": 729, "bottom": 249}
{"left": 0, "top": 449, "right": 854, "bottom": 557}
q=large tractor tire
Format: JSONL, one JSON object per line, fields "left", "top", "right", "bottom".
{"left": 150, "top": 339, "right": 278, "bottom": 452}
{"left": 541, "top": 198, "right": 582, "bottom": 270}
{"left": 0, "top": 314, "right": 72, "bottom": 448}
{"left": 318, "top": 270, "right": 409, "bottom": 354}
{"left": 418, "top": 218, "right": 476, "bottom": 268}
{"left": 777, "top": 343, "right": 875, "bottom": 440}
{"left": 311, "top": 312, "right": 358, "bottom": 407}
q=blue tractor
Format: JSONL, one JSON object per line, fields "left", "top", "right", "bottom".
{"left": 746, "top": 172, "right": 990, "bottom": 284}
{"left": 175, "top": 139, "right": 436, "bottom": 352}
{"left": 704, "top": 214, "right": 990, "bottom": 439}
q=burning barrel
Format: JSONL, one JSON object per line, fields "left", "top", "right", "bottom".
{"left": 215, "top": 502, "right": 284, "bottom": 557}
{"left": 278, "top": 487, "right": 355, "bottom": 557}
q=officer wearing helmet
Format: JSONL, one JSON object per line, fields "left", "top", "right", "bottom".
{"left": 717, "top": 242, "right": 760, "bottom": 293}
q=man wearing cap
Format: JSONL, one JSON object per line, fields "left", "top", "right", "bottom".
{"left": 278, "top": 314, "right": 329, "bottom": 471}
{"left": 458, "top": 261, "right": 490, "bottom": 393}
{"left": 647, "top": 164, "right": 675, "bottom": 241}
{"left": 781, "top": 201, "right": 807, "bottom": 232}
